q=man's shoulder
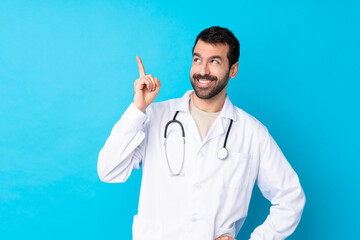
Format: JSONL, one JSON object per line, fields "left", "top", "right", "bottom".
{"left": 233, "top": 105, "right": 258, "bottom": 122}
{"left": 146, "top": 95, "right": 184, "bottom": 116}
{"left": 150, "top": 96, "right": 182, "bottom": 109}
{"left": 232, "top": 104, "right": 268, "bottom": 133}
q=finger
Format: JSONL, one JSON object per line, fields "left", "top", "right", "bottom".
{"left": 154, "top": 77, "right": 161, "bottom": 92}
{"left": 147, "top": 74, "right": 155, "bottom": 91}
{"left": 136, "top": 56, "right": 146, "bottom": 77}
{"left": 134, "top": 77, "right": 145, "bottom": 91}
{"left": 144, "top": 76, "right": 153, "bottom": 91}
{"left": 134, "top": 77, "right": 151, "bottom": 92}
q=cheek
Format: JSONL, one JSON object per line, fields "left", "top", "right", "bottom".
{"left": 190, "top": 66, "right": 197, "bottom": 77}
{"left": 210, "top": 69, "right": 222, "bottom": 79}
{"left": 218, "top": 68, "right": 230, "bottom": 79}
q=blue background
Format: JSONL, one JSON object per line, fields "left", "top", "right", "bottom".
{"left": 1, "top": 0, "right": 359, "bottom": 239}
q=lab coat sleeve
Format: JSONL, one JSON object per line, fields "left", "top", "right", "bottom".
{"left": 97, "top": 103, "right": 150, "bottom": 183}
{"left": 249, "top": 128, "right": 306, "bottom": 240}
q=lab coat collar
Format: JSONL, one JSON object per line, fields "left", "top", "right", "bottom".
{"left": 176, "top": 90, "right": 237, "bottom": 122}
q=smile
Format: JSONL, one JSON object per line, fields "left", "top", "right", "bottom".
{"left": 196, "top": 78, "right": 215, "bottom": 88}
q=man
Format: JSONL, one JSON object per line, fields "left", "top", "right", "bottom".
{"left": 98, "top": 26, "right": 305, "bottom": 240}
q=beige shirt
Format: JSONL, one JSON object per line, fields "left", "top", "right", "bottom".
{"left": 189, "top": 98, "right": 221, "bottom": 141}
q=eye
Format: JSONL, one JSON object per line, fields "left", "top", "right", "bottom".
{"left": 193, "top": 58, "right": 200, "bottom": 63}
{"left": 211, "top": 59, "right": 219, "bottom": 64}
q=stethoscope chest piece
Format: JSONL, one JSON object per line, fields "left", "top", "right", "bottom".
{"left": 217, "top": 147, "right": 228, "bottom": 160}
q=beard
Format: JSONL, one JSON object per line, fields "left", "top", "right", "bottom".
{"left": 190, "top": 71, "right": 230, "bottom": 99}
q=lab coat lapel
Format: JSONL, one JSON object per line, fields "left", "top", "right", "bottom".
{"left": 203, "top": 95, "right": 237, "bottom": 144}
{"left": 174, "top": 91, "right": 202, "bottom": 142}
{"left": 184, "top": 115, "right": 202, "bottom": 142}
{"left": 203, "top": 117, "right": 224, "bottom": 144}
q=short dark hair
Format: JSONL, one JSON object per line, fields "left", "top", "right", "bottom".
{"left": 192, "top": 26, "right": 240, "bottom": 69}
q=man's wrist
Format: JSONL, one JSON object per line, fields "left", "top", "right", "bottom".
{"left": 133, "top": 102, "right": 147, "bottom": 113}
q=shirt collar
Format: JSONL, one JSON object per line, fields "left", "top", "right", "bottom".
{"left": 176, "top": 90, "right": 237, "bottom": 121}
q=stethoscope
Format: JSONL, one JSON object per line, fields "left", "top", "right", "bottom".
{"left": 164, "top": 111, "right": 233, "bottom": 176}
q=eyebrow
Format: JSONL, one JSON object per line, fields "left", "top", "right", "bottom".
{"left": 193, "top": 52, "right": 223, "bottom": 61}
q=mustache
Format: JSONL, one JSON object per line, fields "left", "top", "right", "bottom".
{"left": 193, "top": 73, "right": 217, "bottom": 81}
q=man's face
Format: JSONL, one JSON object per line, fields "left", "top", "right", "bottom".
{"left": 190, "top": 40, "right": 231, "bottom": 99}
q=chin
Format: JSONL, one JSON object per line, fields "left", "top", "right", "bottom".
{"left": 193, "top": 88, "right": 215, "bottom": 99}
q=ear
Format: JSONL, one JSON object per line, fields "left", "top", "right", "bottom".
{"left": 229, "top": 61, "right": 239, "bottom": 78}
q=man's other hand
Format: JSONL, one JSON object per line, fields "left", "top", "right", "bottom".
{"left": 215, "top": 236, "right": 237, "bottom": 240}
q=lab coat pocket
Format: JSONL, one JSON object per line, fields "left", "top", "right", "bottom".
{"left": 133, "top": 215, "right": 163, "bottom": 240}
{"left": 223, "top": 152, "right": 251, "bottom": 189}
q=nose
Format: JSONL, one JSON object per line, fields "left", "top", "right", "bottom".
{"left": 199, "top": 62, "right": 210, "bottom": 76}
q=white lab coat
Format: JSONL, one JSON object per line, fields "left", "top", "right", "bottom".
{"left": 98, "top": 90, "right": 305, "bottom": 240}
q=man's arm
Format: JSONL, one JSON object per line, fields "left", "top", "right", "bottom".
{"left": 250, "top": 128, "right": 306, "bottom": 239}
{"left": 97, "top": 103, "right": 149, "bottom": 183}
{"left": 97, "top": 56, "right": 161, "bottom": 183}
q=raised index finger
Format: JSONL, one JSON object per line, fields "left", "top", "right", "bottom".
{"left": 136, "top": 56, "right": 146, "bottom": 77}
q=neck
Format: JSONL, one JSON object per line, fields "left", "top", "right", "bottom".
{"left": 191, "top": 89, "right": 227, "bottom": 113}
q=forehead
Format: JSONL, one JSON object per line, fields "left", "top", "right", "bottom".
{"left": 193, "top": 40, "right": 229, "bottom": 58}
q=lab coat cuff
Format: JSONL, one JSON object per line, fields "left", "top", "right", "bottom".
{"left": 121, "top": 103, "right": 148, "bottom": 129}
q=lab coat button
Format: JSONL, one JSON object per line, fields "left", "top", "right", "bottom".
{"left": 194, "top": 184, "right": 202, "bottom": 189}
{"left": 191, "top": 217, "right": 197, "bottom": 222}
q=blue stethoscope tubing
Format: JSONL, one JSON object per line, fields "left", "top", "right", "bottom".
{"left": 164, "top": 111, "right": 233, "bottom": 176}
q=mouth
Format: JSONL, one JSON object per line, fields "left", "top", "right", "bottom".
{"left": 195, "top": 78, "right": 215, "bottom": 88}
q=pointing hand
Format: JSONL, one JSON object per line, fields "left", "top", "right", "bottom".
{"left": 133, "top": 56, "right": 161, "bottom": 112}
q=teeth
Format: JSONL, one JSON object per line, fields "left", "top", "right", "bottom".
{"left": 199, "top": 79, "right": 210, "bottom": 83}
